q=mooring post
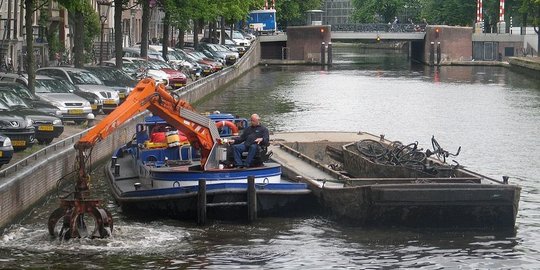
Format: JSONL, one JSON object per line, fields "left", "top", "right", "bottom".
{"left": 320, "top": 42, "right": 326, "bottom": 66}
{"left": 327, "top": 42, "right": 333, "bottom": 65}
{"left": 111, "top": 156, "right": 117, "bottom": 168}
{"left": 247, "top": 175, "right": 257, "bottom": 222}
{"left": 114, "top": 164, "right": 120, "bottom": 176}
{"left": 429, "top": 41, "right": 435, "bottom": 66}
{"left": 436, "top": 42, "right": 441, "bottom": 65}
{"left": 197, "top": 179, "right": 207, "bottom": 225}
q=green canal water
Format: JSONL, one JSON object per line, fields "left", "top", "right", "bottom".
{"left": 1, "top": 45, "right": 539, "bottom": 269}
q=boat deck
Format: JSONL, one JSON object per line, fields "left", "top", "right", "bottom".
{"left": 270, "top": 131, "right": 373, "bottom": 188}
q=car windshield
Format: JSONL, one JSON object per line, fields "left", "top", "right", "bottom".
{"left": 0, "top": 90, "right": 30, "bottom": 108}
{"left": 166, "top": 51, "right": 181, "bottom": 61}
{"left": 67, "top": 70, "right": 103, "bottom": 85}
{"left": 147, "top": 60, "right": 172, "bottom": 69}
{"left": 87, "top": 68, "right": 133, "bottom": 81}
{"left": 122, "top": 62, "right": 139, "bottom": 74}
{"left": 232, "top": 31, "right": 244, "bottom": 39}
{"left": 0, "top": 84, "right": 34, "bottom": 99}
{"left": 0, "top": 100, "right": 9, "bottom": 110}
{"left": 35, "top": 79, "right": 71, "bottom": 93}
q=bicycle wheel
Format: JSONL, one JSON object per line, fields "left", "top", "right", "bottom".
{"left": 356, "top": 139, "right": 387, "bottom": 158}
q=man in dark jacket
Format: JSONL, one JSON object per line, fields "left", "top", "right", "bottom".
{"left": 228, "top": 114, "right": 269, "bottom": 168}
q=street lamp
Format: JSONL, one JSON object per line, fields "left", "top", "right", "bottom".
{"left": 97, "top": 0, "right": 112, "bottom": 66}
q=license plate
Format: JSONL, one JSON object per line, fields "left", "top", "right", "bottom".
{"left": 38, "top": 125, "right": 54, "bottom": 131}
{"left": 91, "top": 104, "right": 98, "bottom": 110}
{"left": 68, "top": 109, "right": 83, "bottom": 114}
{"left": 12, "top": 140, "right": 26, "bottom": 147}
{"left": 104, "top": 99, "right": 116, "bottom": 105}
{"left": 204, "top": 69, "right": 210, "bottom": 72}
{"left": 119, "top": 93, "right": 125, "bottom": 98}
{"left": 174, "top": 83, "right": 184, "bottom": 87}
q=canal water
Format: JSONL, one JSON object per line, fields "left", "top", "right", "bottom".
{"left": 2, "top": 45, "right": 539, "bottom": 269}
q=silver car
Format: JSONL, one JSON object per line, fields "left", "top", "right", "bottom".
{"left": 0, "top": 74, "right": 94, "bottom": 123}
{"left": 36, "top": 67, "right": 120, "bottom": 114}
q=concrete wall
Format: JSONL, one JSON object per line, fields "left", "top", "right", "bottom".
{"left": 0, "top": 40, "right": 262, "bottom": 230}
{"left": 424, "top": 26, "right": 473, "bottom": 64}
{"left": 286, "top": 25, "right": 331, "bottom": 62}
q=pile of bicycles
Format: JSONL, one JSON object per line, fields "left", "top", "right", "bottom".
{"left": 355, "top": 136, "right": 461, "bottom": 176}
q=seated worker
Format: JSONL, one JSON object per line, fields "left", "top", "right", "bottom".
{"left": 228, "top": 114, "right": 269, "bottom": 168}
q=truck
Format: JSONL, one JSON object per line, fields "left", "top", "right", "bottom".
{"left": 247, "top": 9, "right": 277, "bottom": 34}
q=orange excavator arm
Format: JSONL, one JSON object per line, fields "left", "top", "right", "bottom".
{"left": 75, "top": 78, "right": 219, "bottom": 167}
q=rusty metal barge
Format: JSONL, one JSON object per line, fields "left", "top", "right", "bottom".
{"left": 269, "top": 132, "right": 520, "bottom": 229}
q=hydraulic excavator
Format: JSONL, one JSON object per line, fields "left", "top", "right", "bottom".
{"left": 48, "top": 78, "right": 220, "bottom": 239}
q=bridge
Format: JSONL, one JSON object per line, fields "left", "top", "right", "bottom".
{"left": 258, "top": 23, "right": 426, "bottom": 42}
{"left": 330, "top": 23, "right": 426, "bottom": 41}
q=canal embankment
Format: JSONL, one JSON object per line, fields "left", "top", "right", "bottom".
{"left": 0, "top": 41, "right": 261, "bottom": 230}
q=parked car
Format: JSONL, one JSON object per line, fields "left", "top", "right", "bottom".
{"left": 145, "top": 59, "right": 188, "bottom": 89}
{"left": 105, "top": 58, "right": 169, "bottom": 86}
{"left": 123, "top": 47, "right": 165, "bottom": 61}
{"left": 53, "top": 79, "right": 103, "bottom": 116}
{"left": 0, "top": 100, "right": 35, "bottom": 151}
{"left": 84, "top": 66, "right": 138, "bottom": 103}
{"left": 197, "top": 42, "right": 238, "bottom": 65}
{"left": 0, "top": 132, "right": 14, "bottom": 167}
{"left": 0, "top": 73, "right": 94, "bottom": 124}
{"left": 199, "top": 37, "right": 246, "bottom": 57}
{"left": 0, "top": 89, "right": 63, "bottom": 144}
{"left": 0, "top": 80, "right": 60, "bottom": 116}
{"left": 183, "top": 49, "right": 224, "bottom": 74}
{"left": 36, "top": 67, "right": 120, "bottom": 114}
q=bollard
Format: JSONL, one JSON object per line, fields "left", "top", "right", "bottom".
{"left": 134, "top": 182, "right": 141, "bottom": 190}
{"left": 436, "top": 42, "right": 441, "bottom": 65}
{"left": 114, "top": 164, "right": 120, "bottom": 176}
{"left": 502, "top": 176, "right": 509, "bottom": 184}
{"left": 197, "top": 179, "right": 207, "bottom": 225}
{"left": 247, "top": 175, "right": 257, "bottom": 222}
{"left": 111, "top": 156, "right": 117, "bottom": 168}
{"left": 429, "top": 42, "right": 435, "bottom": 66}
{"left": 327, "top": 42, "right": 333, "bottom": 65}
{"left": 320, "top": 42, "right": 326, "bottom": 65}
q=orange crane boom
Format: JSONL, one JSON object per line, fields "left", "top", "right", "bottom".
{"left": 48, "top": 78, "right": 221, "bottom": 240}
{"left": 75, "top": 78, "right": 219, "bottom": 167}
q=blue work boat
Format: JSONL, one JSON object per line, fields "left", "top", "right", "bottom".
{"left": 105, "top": 114, "right": 313, "bottom": 221}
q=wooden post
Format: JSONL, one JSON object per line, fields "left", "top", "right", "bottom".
{"left": 247, "top": 175, "right": 257, "bottom": 222}
{"left": 197, "top": 179, "right": 207, "bottom": 225}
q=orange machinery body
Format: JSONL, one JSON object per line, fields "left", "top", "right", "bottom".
{"left": 75, "top": 78, "right": 217, "bottom": 168}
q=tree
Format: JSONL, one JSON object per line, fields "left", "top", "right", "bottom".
{"left": 419, "top": 0, "right": 475, "bottom": 26}
{"left": 352, "top": 0, "right": 403, "bottom": 23}
{"left": 57, "top": 0, "right": 99, "bottom": 67}
{"left": 24, "top": 0, "right": 35, "bottom": 93}
{"left": 140, "top": 0, "right": 150, "bottom": 58}
{"left": 519, "top": 0, "right": 540, "bottom": 55}
{"left": 275, "top": 0, "right": 322, "bottom": 29}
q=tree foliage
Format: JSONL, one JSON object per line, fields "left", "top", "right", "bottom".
{"left": 419, "top": 0, "right": 475, "bottom": 25}
{"left": 57, "top": 0, "right": 99, "bottom": 67}
{"left": 352, "top": 0, "right": 403, "bottom": 23}
{"left": 275, "top": 0, "right": 323, "bottom": 28}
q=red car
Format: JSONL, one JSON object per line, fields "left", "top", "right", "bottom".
{"left": 146, "top": 59, "right": 188, "bottom": 89}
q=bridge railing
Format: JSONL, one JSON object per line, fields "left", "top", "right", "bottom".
{"left": 331, "top": 23, "right": 426, "bottom": 33}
